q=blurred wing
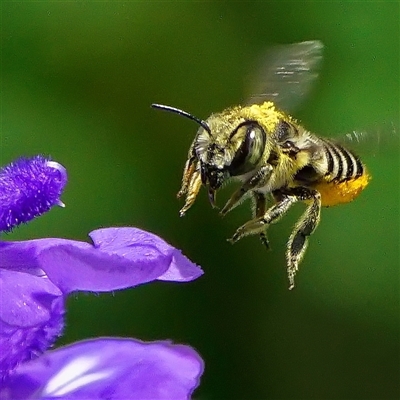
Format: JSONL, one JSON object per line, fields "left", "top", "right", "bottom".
{"left": 246, "top": 40, "right": 324, "bottom": 112}
{"left": 340, "top": 122, "right": 399, "bottom": 157}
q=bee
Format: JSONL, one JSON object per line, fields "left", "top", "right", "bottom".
{"left": 152, "top": 41, "right": 370, "bottom": 289}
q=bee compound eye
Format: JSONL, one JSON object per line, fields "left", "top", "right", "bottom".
{"left": 229, "top": 122, "right": 266, "bottom": 176}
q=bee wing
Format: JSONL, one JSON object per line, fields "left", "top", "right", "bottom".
{"left": 338, "top": 122, "right": 399, "bottom": 157}
{"left": 246, "top": 40, "right": 324, "bottom": 112}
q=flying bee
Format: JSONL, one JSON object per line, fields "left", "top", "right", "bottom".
{"left": 152, "top": 41, "right": 370, "bottom": 289}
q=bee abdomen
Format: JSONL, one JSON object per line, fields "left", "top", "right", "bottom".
{"left": 310, "top": 139, "right": 370, "bottom": 207}
{"left": 322, "top": 139, "right": 364, "bottom": 182}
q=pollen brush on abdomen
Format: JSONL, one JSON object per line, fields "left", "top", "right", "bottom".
{"left": 313, "top": 139, "right": 370, "bottom": 207}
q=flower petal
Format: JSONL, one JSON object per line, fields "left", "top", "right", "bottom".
{"left": 89, "top": 227, "right": 203, "bottom": 282}
{"left": 0, "top": 228, "right": 203, "bottom": 292}
{"left": 3, "top": 338, "right": 204, "bottom": 400}
{"left": 0, "top": 270, "right": 64, "bottom": 379}
{"left": 0, "top": 240, "right": 47, "bottom": 275}
{"left": 157, "top": 248, "right": 204, "bottom": 282}
{"left": 37, "top": 239, "right": 171, "bottom": 294}
{"left": 0, "top": 270, "right": 62, "bottom": 327}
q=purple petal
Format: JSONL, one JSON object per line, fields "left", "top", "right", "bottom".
{"left": 0, "top": 228, "right": 202, "bottom": 294}
{"left": 3, "top": 338, "right": 204, "bottom": 400}
{"left": 37, "top": 228, "right": 179, "bottom": 293}
{"left": 0, "top": 270, "right": 64, "bottom": 379}
{"left": 89, "top": 228, "right": 203, "bottom": 282}
{"left": 0, "top": 240, "right": 47, "bottom": 275}
{"left": 0, "top": 156, "right": 67, "bottom": 231}
{"left": 157, "top": 249, "right": 204, "bottom": 282}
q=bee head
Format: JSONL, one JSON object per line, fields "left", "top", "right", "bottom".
{"left": 195, "top": 118, "right": 267, "bottom": 190}
{"left": 151, "top": 103, "right": 267, "bottom": 194}
{"left": 199, "top": 156, "right": 228, "bottom": 191}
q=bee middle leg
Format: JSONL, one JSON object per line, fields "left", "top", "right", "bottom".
{"left": 220, "top": 165, "right": 273, "bottom": 216}
{"left": 228, "top": 191, "right": 298, "bottom": 243}
{"left": 253, "top": 192, "right": 270, "bottom": 249}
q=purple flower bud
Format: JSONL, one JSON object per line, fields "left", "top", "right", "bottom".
{"left": 0, "top": 156, "right": 67, "bottom": 231}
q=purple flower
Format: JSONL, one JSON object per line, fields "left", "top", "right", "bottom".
{"left": 4, "top": 338, "right": 203, "bottom": 400}
{"left": 0, "top": 156, "right": 204, "bottom": 398}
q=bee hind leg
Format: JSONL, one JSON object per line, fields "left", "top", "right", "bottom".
{"left": 286, "top": 189, "right": 321, "bottom": 290}
{"left": 229, "top": 186, "right": 322, "bottom": 289}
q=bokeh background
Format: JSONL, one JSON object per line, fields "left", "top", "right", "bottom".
{"left": 2, "top": 2, "right": 399, "bottom": 399}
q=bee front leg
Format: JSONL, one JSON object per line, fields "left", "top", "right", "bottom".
{"left": 286, "top": 190, "right": 321, "bottom": 290}
{"left": 220, "top": 165, "right": 273, "bottom": 216}
{"left": 177, "top": 155, "right": 197, "bottom": 198}
{"left": 178, "top": 160, "right": 202, "bottom": 217}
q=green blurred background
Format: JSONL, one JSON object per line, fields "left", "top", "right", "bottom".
{"left": 2, "top": 2, "right": 399, "bottom": 399}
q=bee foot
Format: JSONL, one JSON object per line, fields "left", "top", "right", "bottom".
{"left": 227, "top": 233, "right": 239, "bottom": 244}
{"left": 228, "top": 228, "right": 245, "bottom": 244}
{"left": 227, "top": 236, "right": 238, "bottom": 244}
{"left": 260, "top": 235, "right": 270, "bottom": 250}
{"left": 287, "top": 261, "right": 299, "bottom": 290}
{"left": 219, "top": 209, "right": 227, "bottom": 218}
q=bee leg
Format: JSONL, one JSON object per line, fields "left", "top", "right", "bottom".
{"left": 179, "top": 167, "right": 202, "bottom": 217}
{"left": 177, "top": 155, "right": 197, "bottom": 198}
{"left": 220, "top": 165, "right": 273, "bottom": 216}
{"left": 286, "top": 189, "right": 321, "bottom": 290}
{"left": 228, "top": 193, "right": 298, "bottom": 243}
{"left": 253, "top": 192, "right": 270, "bottom": 249}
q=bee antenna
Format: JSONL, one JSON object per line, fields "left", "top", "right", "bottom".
{"left": 151, "top": 103, "right": 211, "bottom": 135}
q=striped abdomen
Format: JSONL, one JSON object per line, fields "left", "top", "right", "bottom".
{"left": 311, "top": 139, "right": 370, "bottom": 207}
{"left": 321, "top": 138, "right": 365, "bottom": 182}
